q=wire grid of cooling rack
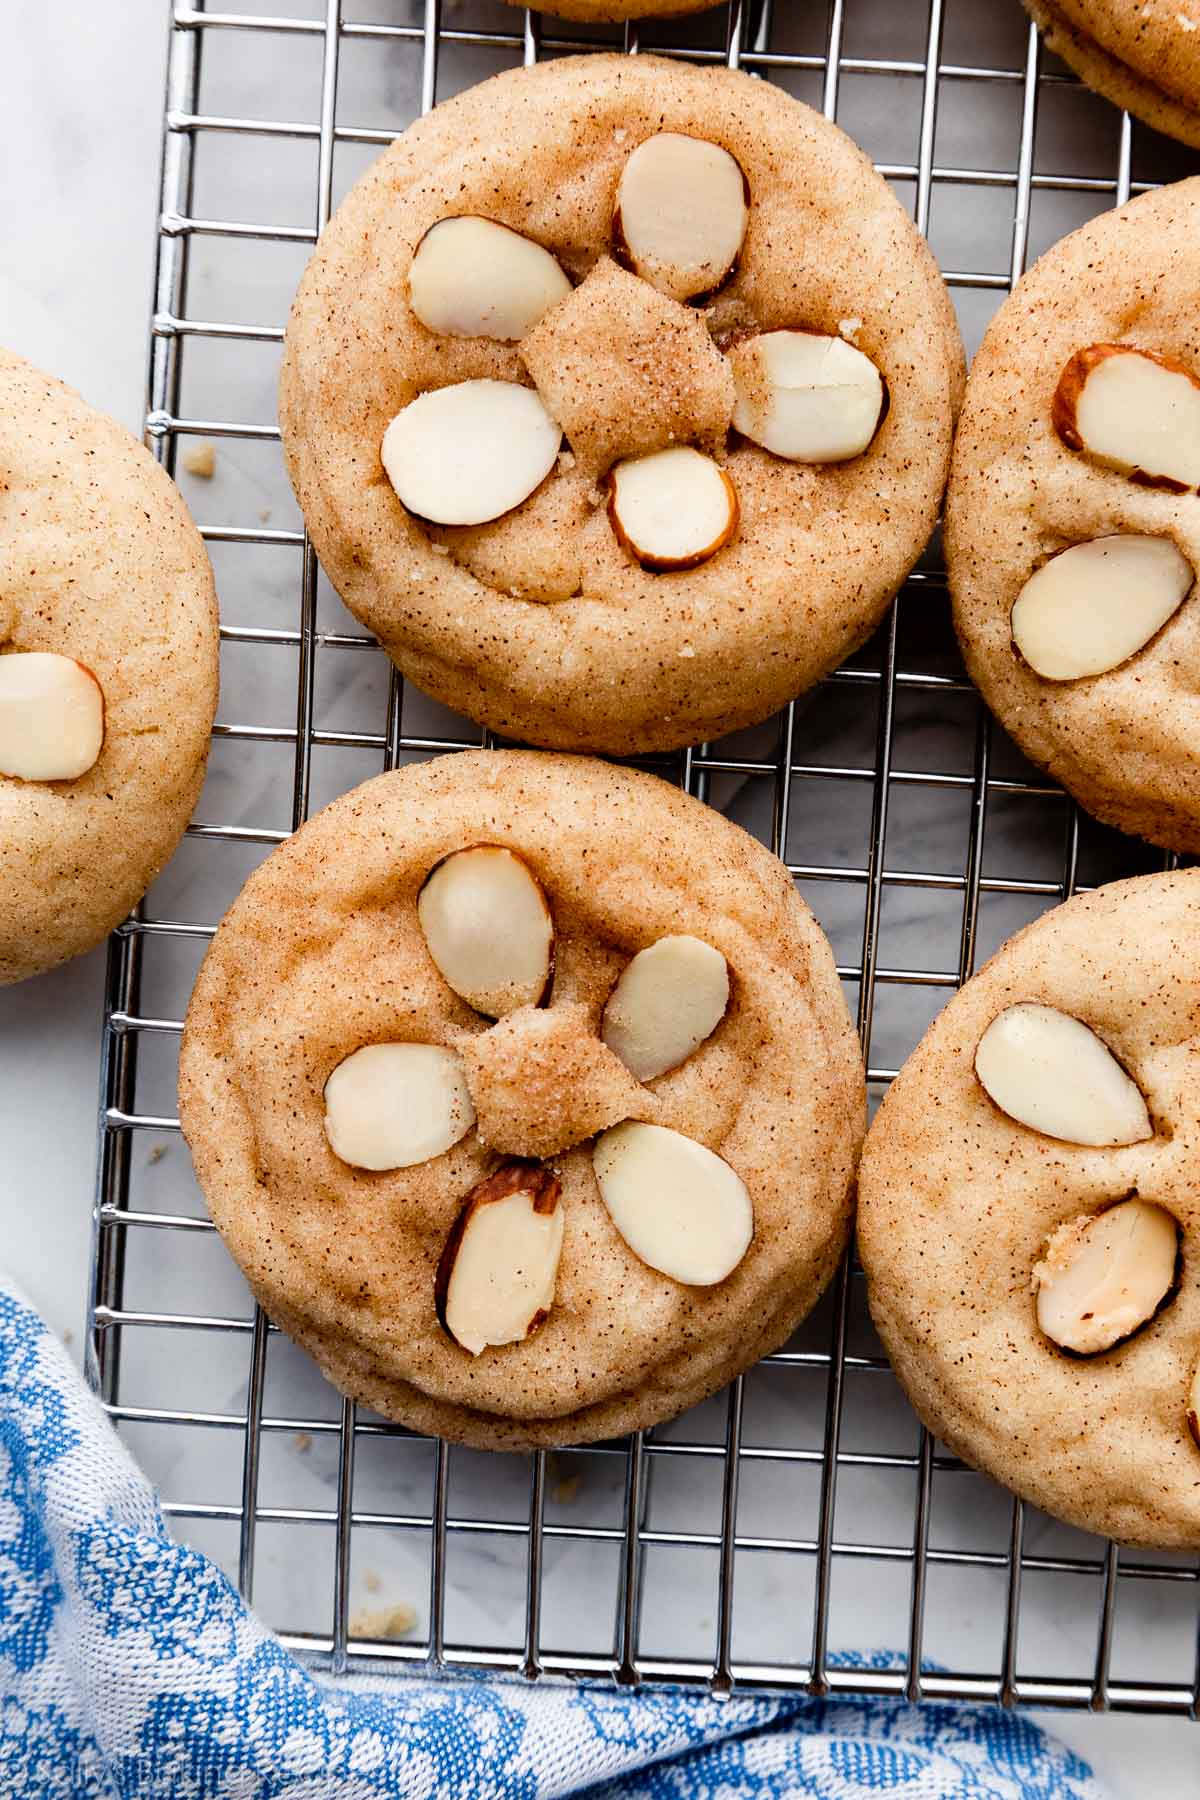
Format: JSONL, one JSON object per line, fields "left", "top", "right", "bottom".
{"left": 86, "top": 0, "right": 1200, "bottom": 1717}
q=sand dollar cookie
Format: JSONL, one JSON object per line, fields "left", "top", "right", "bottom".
{"left": 280, "top": 53, "right": 963, "bottom": 755}
{"left": 179, "top": 750, "right": 865, "bottom": 1448}
{"left": 1024, "top": 1, "right": 1200, "bottom": 149}
{"left": 947, "top": 179, "right": 1200, "bottom": 852}
{"left": 0, "top": 350, "right": 218, "bottom": 983}
{"left": 859, "top": 872, "right": 1200, "bottom": 1547}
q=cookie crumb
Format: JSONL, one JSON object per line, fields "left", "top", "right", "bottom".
{"left": 147, "top": 1143, "right": 168, "bottom": 1166}
{"left": 364, "top": 1569, "right": 382, "bottom": 1594}
{"left": 258, "top": 507, "right": 271, "bottom": 523}
{"left": 350, "top": 1601, "right": 417, "bottom": 1640}
{"left": 62, "top": 1328, "right": 74, "bottom": 1347}
{"left": 294, "top": 1431, "right": 312, "bottom": 1453}
{"left": 549, "top": 1451, "right": 582, "bottom": 1505}
{"left": 182, "top": 441, "right": 216, "bottom": 479}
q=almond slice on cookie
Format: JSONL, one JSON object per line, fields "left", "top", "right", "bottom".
{"left": 324, "top": 1042, "right": 475, "bottom": 1170}
{"left": 381, "top": 380, "right": 562, "bottom": 526}
{"left": 435, "top": 1161, "right": 564, "bottom": 1356}
{"left": 1034, "top": 1198, "right": 1178, "bottom": 1355}
{"left": 729, "top": 331, "right": 885, "bottom": 463}
{"left": 613, "top": 132, "right": 748, "bottom": 302}
{"left": 607, "top": 447, "right": 738, "bottom": 572}
{"left": 601, "top": 934, "right": 729, "bottom": 1080}
{"left": 0, "top": 651, "right": 105, "bottom": 782}
{"left": 1052, "top": 344, "right": 1200, "bottom": 491}
{"left": 974, "top": 1002, "right": 1152, "bottom": 1146}
{"left": 593, "top": 1121, "right": 752, "bottom": 1285}
{"left": 1011, "top": 535, "right": 1193, "bottom": 680}
{"left": 418, "top": 845, "right": 554, "bottom": 1017}
{"left": 408, "top": 217, "right": 571, "bottom": 341}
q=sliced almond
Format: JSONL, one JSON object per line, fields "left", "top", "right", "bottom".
{"left": 592, "top": 1121, "right": 752, "bottom": 1286}
{"left": 729, "top": 331, "right": 885, "bottom": 463}
{"left": 601, "top": 934, "right": 730, "bottom": 1081}
{"left": 324, "top": 1042, "right": 475, "bottom": 1171}
{"left": 1034, "top": 1199, "right": 1178, "bottom": 1355}
{"left": 1052, "top": 344, "right": 1200, "bottom": 492}
{"left": 1187, "top": 1362, "right": 1200, "bottom": 1449}
{"left": 0, "top": 651, "right": 105, "bottom": 782}
{"left": 418, "top": 845, "right": 553, "bottom": 1017}
{"left": 381, "top": 380, "right": 561, "bottom": 526}
{"left": 408, "top": 217, "right": 571, "bottom": 342}
{"left": 613, "top": 132, "right": 748, "bottom": 303}
{"left": 435, "top": 1161, "right": 563, "bottom": 1356}
{"left": 974, "top": 1003, "right": 1152, "bottom": 1147}
{"left": 1012, "top": 535, "right": 1193, "bottom": 681}
{"left": 607, "top": 447, "right": 738, "bottom": 572}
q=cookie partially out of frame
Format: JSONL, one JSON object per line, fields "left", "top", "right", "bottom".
{"left": 0, "top": 350, "right": 218, "bottom": 983}
{"left": 179, "top": 750, "right": 865, "bottom": 1449}
{"left": 1024, "top": 0, "right": 1200, "bottom": 149}
{"left": 947, "top": 179, "right": 1200, "bottom": 852}
{"left": 859, "top": 872, "right": 1200, "bottom": 1549}
{"left": 280, "top": 53, "right": 963, "bottom": 755}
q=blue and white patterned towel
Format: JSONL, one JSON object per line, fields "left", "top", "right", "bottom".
{"left": 0, "top": 1280, "right": 1107, "bottom": 1799}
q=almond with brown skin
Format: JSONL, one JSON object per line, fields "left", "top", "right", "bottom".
{"left": 1051, "top": 343, "right": 1200, "bottom": 492}
{"left": 607, "top": 447, "right": 738, "bottom": 572}
{"left": 434, "top": 1160, "right": 564, "bottom": 1355}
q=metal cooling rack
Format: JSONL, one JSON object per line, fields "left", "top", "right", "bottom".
{"left": 88, "top": 0, "right": 1200, "bottom": 1717}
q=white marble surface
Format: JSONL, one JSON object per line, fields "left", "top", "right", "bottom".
{"left": 1, "top": 1, "right": 1199, "bottom": 1792}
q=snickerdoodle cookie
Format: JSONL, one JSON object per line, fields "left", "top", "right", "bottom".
{"left": 0, "top": 350, "right": 218, "bottom": 983}
{"left": 1024, "top": 1, "right": 1200, "bottom": 148}
{"left": 179, "top": 750, "right": 865, "bottom": 1448}
{"left": 280, "top": 53, "right": 963, "bottom": 755}
{"left": 947, "top": 179, "right": 1200, "bottom": 852}
{"left": 859, "top": 871, "right": 1200, "bottom": 1548}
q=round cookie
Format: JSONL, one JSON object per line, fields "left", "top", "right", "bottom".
{"left": 858, "top": 872, "right": 1200, "bottom": 1549}
{"left": 1024, "top": 0, "right": 1200, "bottom": 149}
{"left": 178, "top": 750, "right": 866, "bottom": 1449}
{"left": 280, "top": 53, "right": 964, "bottom": 755}
{"left": 0, "top": 350, "right": 218, "bottom": 983}
{"left": 947, "top": 179, "right": 1200, "bottom": 852}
